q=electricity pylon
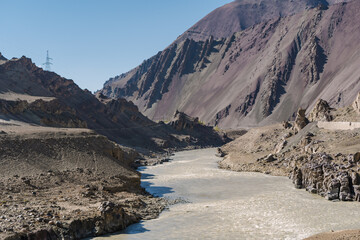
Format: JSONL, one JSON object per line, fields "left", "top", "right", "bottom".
{"left": 43, "top": 50, "right": 53, "bottom": 71}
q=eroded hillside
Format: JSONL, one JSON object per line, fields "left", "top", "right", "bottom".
{"left": 0, "top": 56, "right": 227, "bottom": 151}
{"left": 102, "top": 1, "right": 360, "bottom": 129}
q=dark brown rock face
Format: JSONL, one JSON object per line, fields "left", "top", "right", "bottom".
{"left": 354, "top": 152, "right": 360, "bottom": 163}
{"left": 101, "top": 1, "right": 360, "bottom": 128}
{"left": 169, "top": 110, "right": 200, "bottom": 131}
{"left": 292, "top": 167, "right": 303, "bottom": 189}
{"left": 288, "top": 152, "right": 360, "bottom": 202}
{"left": 0, "top": 99, "right": 87, "bottom": 128}
{"left": 168, "top": 111, "right": 230, "bottom": 147}
{"left": 0, "top": 52, "right": 7, "bottom": 62}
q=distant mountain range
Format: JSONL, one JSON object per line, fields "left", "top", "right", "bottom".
{"left": 100, "top": 0, "right": 359, "bottom": 128}
{"left": 0, "top": 55, "right": 226, "bottom": 150}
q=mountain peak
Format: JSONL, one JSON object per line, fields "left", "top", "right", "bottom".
{"left": 175, "top": 0, "right": 344, "bottom": 43}
{"left": 0, "top": 52, "right": 7, "bottom": 64}
{"left": 101, "top": 0, "right": 360, "bottom": 128}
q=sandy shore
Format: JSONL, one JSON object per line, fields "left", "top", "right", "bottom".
{"left": 305, "top": 229, "right": 360, "bottom": 240}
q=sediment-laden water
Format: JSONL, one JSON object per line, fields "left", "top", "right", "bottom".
{"left": 95, "top": 149, "right": 360, "bottom": 240}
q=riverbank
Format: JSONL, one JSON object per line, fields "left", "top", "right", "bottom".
{"left": 220, "top": 120, "right": 360, "bottom": 201}
{"left": 219, "top": 122, "right": 360, "bottom": 238}
{"left": 1, "top": 170, "right": 167, "bottom": 240}
{"left": 0, "top": 108, "right": 229, "bottom": 239}
{"left": 218, "top": 104, "right": 360, "bottom": 238}
{"left": 305, "top": 229, "right": 360, "bottom": 240}
{"left": 220, "top": 98, "right": 360, "bottom": 202}
{"left": 97, "top": 149, "right": 360, "bottom": 240}
{"left": 0, "top": 123, "right": 167, "bottom": 240}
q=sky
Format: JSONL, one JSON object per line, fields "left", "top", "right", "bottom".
{"left": 0, "top": 0, "right": 232, "bottom": 92}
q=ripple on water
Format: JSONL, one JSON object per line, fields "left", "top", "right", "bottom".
{"left": 94, "top": 149, "right": 360, "bottom": 240}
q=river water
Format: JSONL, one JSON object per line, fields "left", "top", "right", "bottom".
{"left": 96, "top": 149, "right": 360, "bottom": 240}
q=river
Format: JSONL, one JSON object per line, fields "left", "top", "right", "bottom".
{"left": 95, "top": 148, "right": 360, "bottom": 239}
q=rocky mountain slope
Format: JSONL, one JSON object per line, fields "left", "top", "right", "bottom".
{"left": 101, "top": 0, "right": 360, "bottom": 129}
{"left": 177, "top": 0, "right": 335, "bottom": 42}
{"left": 0, "top": 56, "right": 226, "bottom": 151}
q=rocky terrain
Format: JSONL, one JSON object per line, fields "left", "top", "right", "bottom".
{"left": 1, "top": 0, "right": 359, "bottom": 238}
{"left": 305, "top": 229, "right": 360, "bottom": 239}
{"left": 0, "top": 54, "right": 226, "bottom": 239}
{"left": 0, "top": 55, "right": 227, "bottom": 152}
{"left": 0, "top": 123, "right": 166, "bottom": 239}
{"left": 101, "top": 0, "right": 360, "bottom": 129}
{"left": 220, "top": 94, "right": 360, "bottom": 203}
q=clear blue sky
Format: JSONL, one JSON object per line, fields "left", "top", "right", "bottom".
{"left": 0, "top": 0, "right": 232, "bottom": 92}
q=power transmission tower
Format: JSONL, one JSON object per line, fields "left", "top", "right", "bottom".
{"left": 43, "top": 50, "right": 53, "bottom": 71}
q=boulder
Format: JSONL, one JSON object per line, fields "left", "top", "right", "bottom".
{"left": 300, "top": 136, "right": 312, "bottom": 148}
{"left": 325, "top": 179, "right": 340, "bottom": 200}
{"left": 354, "top": 185, "right": 360, "bottom": 202}
{"left": 282, "top": 121, "right": 291, "bottom": 129}
{"left": 216, "top": 148, "right": 226, "bottom": 157}
{"left": 294, "top": 108, "right": 309, "bottom": 133}
{"left": 264, "top": 154, "right": 276, "bottom": 162}
{"left": 354, "top": 152, "right": 360, "bottom": 163}
{"left": 97, "top": 201, "right": 133, "bottom": 233}
{"left": 339, "top": 176, "right": 352, "bottom": 201}
{"left": 274, "top": 140, "right": 287, "bottom": 153}
{"left": 351, "top": 172, "right": 360, "bottom": 185}
{"left": 292, "top": 167, "right": 303, "bottom": 189}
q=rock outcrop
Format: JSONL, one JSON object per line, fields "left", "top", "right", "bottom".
{"left": 223, "top": 128, "right": 360, "bottom": 202}
{"left": 219, "top": 99, "right": 360, "bottom": 202}
{"left": 0, "top": 52, "right": 7, "bottom": 63}
{"left": 169, "top": 110, "right": 200, "bottom": 131}
{"left": 308, "top": 99, "right": 333, "bottom": 122}
{"left": 168, "top": 111, "right": 229, "bottom": 147}
{"left": 353, "top": 92, "right": 360, "bottom": 114}
{"left": 294, "top": 109, "right": 309, "bottom": 132}
{"left": 0, "top": 99, "right": 87, "bottom": 128}
{"left": 288, "top": 153, "right": 360, "bottom": 202}
{"left": 101, "top": 1, "right": 360, "bottom": 128}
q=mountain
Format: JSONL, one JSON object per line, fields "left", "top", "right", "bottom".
{"left": 176, "top": 0, "right": 332, "bottom": 42}
{"left": 0, "top": 52, "right": 7, "bottom": 64}
{"left": 0, "top": 56, "right": 226, "bottom": 150}
{"left": 101, "top": 0, "right": 360, "bottom": 129}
